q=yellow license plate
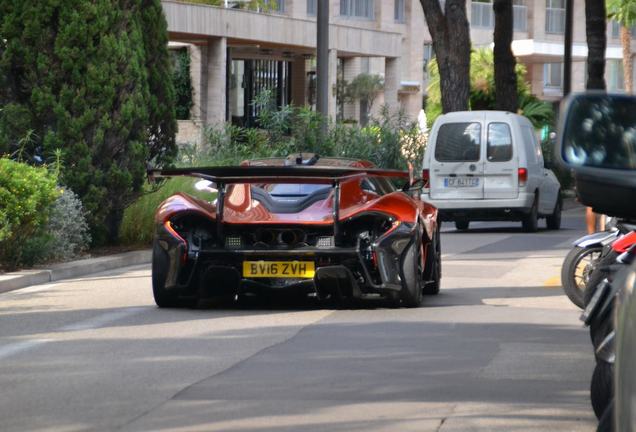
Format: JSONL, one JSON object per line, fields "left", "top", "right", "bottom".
{"left": 243, "top": 261, "right": 315, "bottom": 278}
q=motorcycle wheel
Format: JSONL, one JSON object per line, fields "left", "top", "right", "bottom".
{"left": 561, "top": 245, "right": 604, "bottom": 309}
{"left": 591, "top": 360, "right": 614, "bottom": 420}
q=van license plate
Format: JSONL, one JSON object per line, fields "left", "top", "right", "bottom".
{"left": 243, "top": 261, "right": 315, "bottom": 278}
{"left": 444, "top": 177, "right": 479, "bottom": 187}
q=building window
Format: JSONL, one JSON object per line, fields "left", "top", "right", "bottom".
{"left": 471, "top": 0, "right": 493, "bottom": 28}
{"left": 513, "top": 0, "right": 527, "bottom": 32}
{"left": 543, "top": 62, "right": 563, "bottom": 89}
{"left": 611, "top": 20, "right": 636, "bottom": 39}
{"left": 340, "top": 0, "right": 374, "bottom": 19}
{"left": 423, "top": 43, "right": 434, "bottom": 77}
{"left": 545, "top": 0, "right": 565, "bottom": 34}
{"left": 395, "top": 0, "right": 405, "bottom": 22}
{"left": 361, "top": 57, "right": 370, "bottom": 74}
{"left": 607, "top": 60, "right": 625, "bottom": 91}
{"left": 307, "top": 0, "right": 316, "bottom": 15}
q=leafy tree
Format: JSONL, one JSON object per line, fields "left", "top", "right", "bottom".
{"left": 493, "top": 0, "right": 518, "bottom": 111}
{"left": 585, "top": 0, "right": 606, "bottom": 89}
{"left": 426, "top": 48, "right": 553, "bottom": 128}
{"left": 607, "top": 0, "right": 636, "bottom": 92}
{"left": 0, "top": 0, "right": 177, "bottom": 245}
{"left": 337, "top": 73, "right": 384, "bottom": 126}
{"left": 173, "top": 49, "right": 194, "bottom": 120}
{"left": 418, "top": 0, "right": 471, "bottom": 113}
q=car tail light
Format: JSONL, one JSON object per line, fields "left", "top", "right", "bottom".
{"left": 422, "top": 169, "right": 430, "bottom": 189}
{"left": 518, "top": 168, "right": 528, "bottom": 187}
{"left": 164, "top": 221, "right": 188, "bottom": 265}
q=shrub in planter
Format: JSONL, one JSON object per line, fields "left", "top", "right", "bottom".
{"left": 45, "top": 188, "right": 91, "bottom": 261}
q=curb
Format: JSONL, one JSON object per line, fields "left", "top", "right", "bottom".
{"left": 0, "top": 250, "right": 151, "bottom": 294}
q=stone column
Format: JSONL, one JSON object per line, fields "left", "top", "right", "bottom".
{"left": 328, "top": 49, "right": 338, "bottom": 120}
{"left": 342, "top": 57, "right": 361, "bottom": 122}
{"left": 188, "top": 43, "right": 206, "bottom": 122}
{"left": 384, "top": 56, "right": 400, "bottom": 114}
{"left": 204, "top": 37, "right": 228, "bottom": 126}
{"left": 291, "top": 57, "right": 307, "bottom": 106}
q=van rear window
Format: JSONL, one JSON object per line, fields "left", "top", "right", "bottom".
{"left": 487, "top": 123, "right": 513, "bottom": 162}
{"left": 435, "top": 123, "right": 481, "bottom": 162}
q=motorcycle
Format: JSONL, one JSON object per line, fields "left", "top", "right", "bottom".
{"left": 581, "top": 243, "right": 636, "bottom": 426}
{"left": 561, "top": 226, "right": 620, "bottom": 308}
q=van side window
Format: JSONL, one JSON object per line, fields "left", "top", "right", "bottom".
{"left": 434, "top": 123, "right": 481, "bottom": 162}
{"left": 487, "top": 123, "right": 513, "bottom": 162}
{"left": 520, "top": 126, "right": 539, "bottom": 165}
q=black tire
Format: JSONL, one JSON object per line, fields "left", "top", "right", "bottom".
{"left": 423, "top": 225, "right": 441, "bottom": 295}
{"left": 152, "top": 241, "right": 193, "bottom": 308}
{"left": 455, "top": 220, "right": 469, "bottom": 231}
{"left": 522, "top": 196, "right": 539, "bottom": 232}
{"left": 596, "top": 398, "right": 614, "bottom": 432}
{"left": 561, "top": 245, "right": 604, "bottom": 309}
{"left": 546, "top": 194, "right": 562, "bottom": 230}
{"left": 584, "top": 250, "right": 619, "bottom": 308}
{"left": 400, "top": 240, "right": 424, "bottom": 308}
{"left": 591, "top": 360, "right": 614, "bottom": 420}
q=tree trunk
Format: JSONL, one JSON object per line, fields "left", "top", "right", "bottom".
{"left": 493, "top": 0, "right": 517, "bottom": 112}
{"left": 585, "top": 0, "right": 606, "bottom": 89}
{"left": 419, "top": 0, "right": 471, "bottom": 113}
{"left": 621, "top": 25, "right": 633, "bottom": 93}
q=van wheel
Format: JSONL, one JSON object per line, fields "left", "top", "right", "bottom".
{"left": 546, "top": 194, "right": 562, "bottom": 230}
{"left": 455, "top": 220, "right": 469, "bottom": 231}
{"left": 522, "top": 197, "right": 538, "bottom": 233}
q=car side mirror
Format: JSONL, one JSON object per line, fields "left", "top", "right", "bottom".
{"left": 556, "top": 92, "right": 636, "bottom": 218}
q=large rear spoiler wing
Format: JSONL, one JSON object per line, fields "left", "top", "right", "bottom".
{"left": 147, "top": 165, "right": 409, "bottom": 184}
{"left": 147, "top": 165, "right": 409, "bottom": 246}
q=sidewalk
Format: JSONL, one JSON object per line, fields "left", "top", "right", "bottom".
{"left": 0, "top": 250, "right": 151, "bottom": 294}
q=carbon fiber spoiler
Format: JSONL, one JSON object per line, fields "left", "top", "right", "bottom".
{"left": 147, "top": 165, "right": 409, "bottom": 184}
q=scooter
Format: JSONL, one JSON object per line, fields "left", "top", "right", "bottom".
{"left": 561, "top": 225, "right": 621, "bottom": 308}
{"left": 581, "top": 243, "right": 636, "bottom": 425}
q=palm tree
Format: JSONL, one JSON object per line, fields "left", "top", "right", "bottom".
{"left": 607, "top": 0, "right": 636, "bottom": 92}
{"left": 585, "top": 0, "right": 606, "bottom": 90}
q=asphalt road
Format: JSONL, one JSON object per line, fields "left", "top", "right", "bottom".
{"left": 0, "top": 206, "right": 597, "bottom": 432}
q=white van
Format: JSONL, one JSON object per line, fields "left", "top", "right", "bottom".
{"left": 421, "top": 111, "right": 562, "bottom": 232}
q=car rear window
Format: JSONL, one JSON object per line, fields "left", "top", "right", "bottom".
{"left": 487, "top": 123, "right": 513, "bottom": 162}
{"left": 435, "top": 122, "right": 481, "bottom": 162}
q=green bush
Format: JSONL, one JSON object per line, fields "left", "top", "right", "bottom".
{"left": 0, "top": 158, "right": 59, "bottom": 270}
{"left": 45, "top": 188, "right": 92, "bottom": 261}
{"left": 119, "top": 177, "right": 215, "bottom": 245}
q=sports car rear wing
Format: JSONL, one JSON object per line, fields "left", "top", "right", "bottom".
{"left": 147, "top": 165, "right": 409, "bottom": 246}
{"left": 147, "top": 165, "right": 409, "bottom": 184}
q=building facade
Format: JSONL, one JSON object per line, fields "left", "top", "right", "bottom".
{"left": 163, "top": 0, "right": 634, "bottom": 144}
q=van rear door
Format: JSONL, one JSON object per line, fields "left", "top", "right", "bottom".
{"left": 483, "top": 122, "right": 519, "bottom": 199}
{"left": 430, "top": 120, "right": 485, "bottom": 200}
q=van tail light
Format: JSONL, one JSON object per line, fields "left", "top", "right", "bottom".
{"left": 518, "top": 168, "right": 528, "bottom": 187}
{"left": 422, "top": 169, "right": 430, "bottom": 189}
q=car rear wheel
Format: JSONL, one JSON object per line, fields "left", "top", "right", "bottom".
{"left": 455, "top": 220, "right": 469, "bottom": 231}
{"left": 152, "top": 241, "right": 195, "bottom": 308}
{"left": 546, "top": 194, "right": 562, "bottom": 230}
{"left": 400, "top": 240, "right": 424, "bottom": 308}
{"left": 522, "top": 196, "right": 539, "bottom": 233}
{"left": 423, "top": 225, "right": 441, "bottom": 295}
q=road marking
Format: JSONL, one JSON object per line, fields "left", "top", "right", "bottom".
{"left": 0, "top": 339, "right": 52, "bottom": 360}
{"left": 59, "top": 307, "right": 147, "bottom": 331}
{"left": 543, "top": 276, "right": 561, "bottom": 287}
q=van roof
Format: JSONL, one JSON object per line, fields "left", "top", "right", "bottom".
{"left": 435, "top": 110, "right": 531, "bottom": 125}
